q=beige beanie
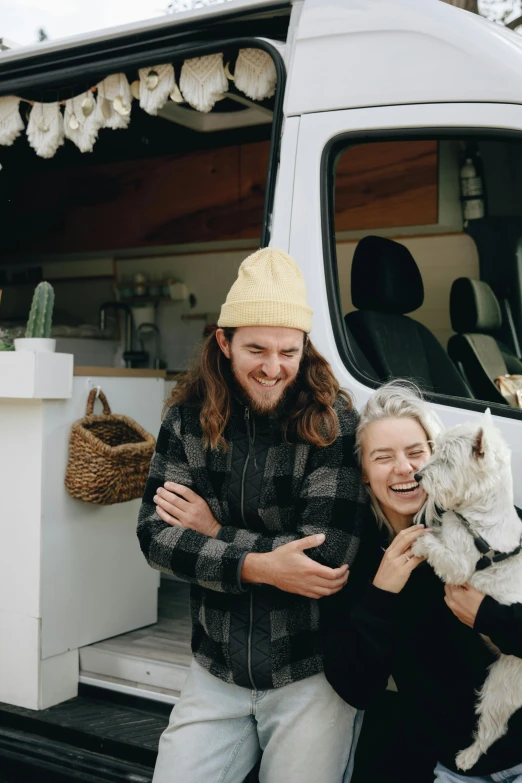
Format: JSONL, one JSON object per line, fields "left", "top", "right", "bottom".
{"left": 218, "top": 247, "right": 313, "bottom": 333}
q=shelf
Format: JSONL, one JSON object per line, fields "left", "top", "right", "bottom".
{"left": 119, "top": 297, "right": 170, "bottom": 304}
{"left": 0, "top": 275, "right": 115, "bottom": 287}
{"left": 74, "top": 367, "right": 166, "bottom": 378}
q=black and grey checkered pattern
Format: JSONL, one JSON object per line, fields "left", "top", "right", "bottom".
{"left": 137, "top": 396, "right": 367, "bottom": 688}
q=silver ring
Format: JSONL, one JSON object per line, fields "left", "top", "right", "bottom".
{"left": 404, "top": 554, "right": 411, "bottom": 562}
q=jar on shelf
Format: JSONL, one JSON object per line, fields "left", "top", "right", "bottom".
{"left": 134, "top": 272, "right": 148, "bottom": 297}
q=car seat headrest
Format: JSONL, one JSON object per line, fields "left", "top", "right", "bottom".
{"left": 450, "top": 278, "right": 502, "bottom": 335}
{"left": 351, "top": 236, "right": 424, "bottom": 315}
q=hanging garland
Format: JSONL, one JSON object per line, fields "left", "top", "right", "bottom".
{"left": 27, "top": 101, "right": 64, "bottom": 158}
{"left": 180, "top": 53, "right": 228, "bottom": 113}
{"left": 138, "top": 63, "right": 175, "bottom": 115}
{"left": 64, "top": 90, "right": 100, "bottom": 152}
{"left": 0, "top": 96, "right": 24, "bottom": 146}
{"left": 96, "top": 73, "right": 132, "bottom": 130}
{"left": 0, "top": 49, "right": 276, "bottom": 161}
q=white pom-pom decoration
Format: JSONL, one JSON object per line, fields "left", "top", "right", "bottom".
{"left": 27, "top": 102, "right": 64, "bottom": 159}
{"left": 234, "top": 49, "right": 277, "bottom": 101}
{"left": 64, "top": 91, "right": 101, "bottom": 153}
{"left": 0, "top": 96, "right": 24, "bottom": 146}
{"left": 96, "top": 74, "right": 132, "bottom": 129}
{"left": 180, "top": 54, "right": 228, "bottom": 113}
{"left": 138, "top": 64, "right": 175, "bottom": 116}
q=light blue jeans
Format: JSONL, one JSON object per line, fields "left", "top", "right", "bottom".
{"left": 434, "top": 762, "right": 522, "bottom": 782}
{"left": 153, "top": 659, "right": 363, "bottom": 783}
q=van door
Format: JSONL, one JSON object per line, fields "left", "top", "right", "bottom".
{"left": 288, "top": 102, "right": 522, "bottom": 502}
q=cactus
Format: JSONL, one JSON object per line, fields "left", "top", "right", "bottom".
{"left": 25, "top": 281, "right": 55, "bottom": 339}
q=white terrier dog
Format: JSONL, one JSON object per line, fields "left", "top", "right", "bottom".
{"left": 411, "top": 410, "right": 522, "bottom": 771}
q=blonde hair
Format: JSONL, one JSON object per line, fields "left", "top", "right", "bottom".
{"left": 355, "top": 381, "right": 443, "bottom": 535}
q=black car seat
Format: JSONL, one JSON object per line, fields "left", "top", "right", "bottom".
{"left": 447, "top": 277, "right": 522, "bottom": 405}
{"left": 344, "top": 236, "right": 472, "bottom": 397}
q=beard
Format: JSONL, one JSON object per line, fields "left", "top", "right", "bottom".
{"left": 230, "top": 357, "right": 297, "bottom": 414}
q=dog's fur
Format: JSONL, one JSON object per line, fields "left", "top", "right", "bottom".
{"left": 411, "top": 410, "right": 522, "bottom": 771}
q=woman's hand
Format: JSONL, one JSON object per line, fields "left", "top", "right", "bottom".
{"left": 154, "top": 482, "right": 222, "bottom": 538}
{"left": 242, "top": 534, "right": 349, "bottom": 599}
{"left": 372, "top": 526, "right": 430, "bottom": 594}
{"left": 444, "top": 584, "right": 485, "bottom": 627}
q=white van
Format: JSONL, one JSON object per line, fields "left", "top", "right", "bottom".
{"left": 1, "top": 0, "right": 522, "bottom": 779}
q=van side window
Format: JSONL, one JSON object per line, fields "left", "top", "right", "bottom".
{"left": 328, "top": 136, "right": 522, "bottom": 411}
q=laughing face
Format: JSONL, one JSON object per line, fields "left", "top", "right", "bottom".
{"left": 215, "top": 325, "right": 305, "bottom": 413}
{"left": 360, "top": 417, "right": 432, "bottom": 529}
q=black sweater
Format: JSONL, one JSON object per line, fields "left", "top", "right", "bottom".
{"left": 320, "top": 515, "right": 522, "bottom": 778}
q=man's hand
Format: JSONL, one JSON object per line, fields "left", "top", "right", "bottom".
{"left": 154, "top": 482, "right": 222, "bottom": 538}
{"left": 241, "top": 534, "right": 349, "bottom": 599}
{"left": 444, "top": 583, "right": 486, "bottom": 628}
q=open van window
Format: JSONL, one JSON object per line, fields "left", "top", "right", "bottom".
{"left": 323, "top": 133, "right": 522, "bottom": 416}
{"left": 0, "top": 36, "right": 285, "bottom": 370}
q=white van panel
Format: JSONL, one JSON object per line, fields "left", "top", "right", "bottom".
{"left": 287, "top": 0, "right": 522, "bottom": 116}
{"left": 270, "top": 115, "right": 301, "bottom": 252}
{"left": 288, "top": 101, "right": 522, "bottom": 506}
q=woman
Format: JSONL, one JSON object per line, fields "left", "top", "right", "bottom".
{"left": 321, "top": 382, "right": 522, "bottom": 783}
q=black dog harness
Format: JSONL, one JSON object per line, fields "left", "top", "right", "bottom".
{"left": 438, "top": 506, "right": 522, "bottom": 572}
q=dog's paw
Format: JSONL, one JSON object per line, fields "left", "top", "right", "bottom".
{"left": 411, "top": 535, "right": 430, "bottom": 559}
{"left": 455, "top": 745, "right": 481, "bottom": 771}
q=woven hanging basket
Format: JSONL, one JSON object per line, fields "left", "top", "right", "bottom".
{"left": 65, "top": 388, "right": 156, "bottom": 505}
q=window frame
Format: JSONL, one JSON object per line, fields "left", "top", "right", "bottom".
{"left": 320, "top": 126, "right": 522, "bottom": 421}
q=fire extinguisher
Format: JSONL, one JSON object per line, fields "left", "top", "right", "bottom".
{"left": 460, "top": 149, "right": 485, "bottom": 224}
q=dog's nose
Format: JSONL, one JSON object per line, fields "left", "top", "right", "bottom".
{"left": 414, "top": 472, "right": 422, "bottom": 482}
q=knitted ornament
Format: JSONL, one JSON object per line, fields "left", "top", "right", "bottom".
{"left": 0, "top": 96, "right": 24, "bottom": 146}
{"left": 138, "top": 64, "right": 175, "bottom": 115}
{"left": 27, "top": 102, "right": 64, "bottom": 159}
{"left": 63, "top": 91, "right": 100, "bottom": 153}
{"left": 234, "top": 49, "right": 277, "bottom": 101}
{"left": 180, "top": 53, "right": 228, "bottom": 113}
{"left": 95, "top": 74, "right": 132, "bottom": 129}
{"left": 218, "top": 248, "right": 313, "bottom": 333}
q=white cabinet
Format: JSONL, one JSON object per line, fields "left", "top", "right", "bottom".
{"left": 0, "top": 362, "right": 163, "bottom": 710}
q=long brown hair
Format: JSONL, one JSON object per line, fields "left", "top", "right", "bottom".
{"left": 165, "top": 328, "right": 352, "bottom": 450}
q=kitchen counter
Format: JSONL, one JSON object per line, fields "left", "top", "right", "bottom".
{"left": 74, "top": 367, "right": 166, "bottom": 378}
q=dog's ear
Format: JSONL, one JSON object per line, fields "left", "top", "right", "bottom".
{"left": 472, "top": 428, "right": 485, "bottom": 459}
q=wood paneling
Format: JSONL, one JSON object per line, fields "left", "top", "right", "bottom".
{"left": 335, "top": 140, "right": 439, "bottom": 231}
{"left": 8, "top": 141, "right": 270, "bottom": 254}
{"left": 238, "top": 140, "right": 271, "bottom": 239}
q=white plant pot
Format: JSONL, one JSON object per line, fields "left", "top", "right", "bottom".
{"left": 14, "top": 338, "right": 56, "bottom": 353}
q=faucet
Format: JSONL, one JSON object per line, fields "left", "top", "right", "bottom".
{"left": 99, "top": 302, "right": 134, "bottom": 366}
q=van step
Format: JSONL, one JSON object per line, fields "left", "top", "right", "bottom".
{"left": 0, "top": 684, "right": 169, "bottom": 768}
{"left": 0, "top": 725, "right": 153, "bottom": 783}
{"left": 79, "top": 579, "right": 192, "bottom": 698}
{"left": 79, "top": 646, "right": 190, "bottom": 695}
{"left": 79, "top": 671, "right": 180, "bottom": 704}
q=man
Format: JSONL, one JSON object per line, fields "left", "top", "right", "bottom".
{"left": 137, "top": 247, "right": 367, "bottom": 783}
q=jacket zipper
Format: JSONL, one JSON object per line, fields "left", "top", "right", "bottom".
{"left": 241, "top": 406, "right": 257, "bottom": 691}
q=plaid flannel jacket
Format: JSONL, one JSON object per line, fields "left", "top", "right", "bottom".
{"left": 137, "top": 395, "right": 367, "bottom": 688}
